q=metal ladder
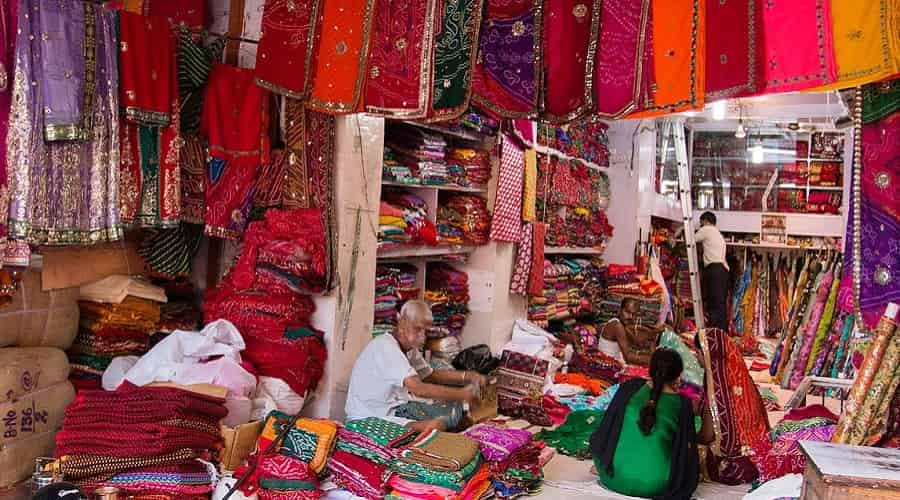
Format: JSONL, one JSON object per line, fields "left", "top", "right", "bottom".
{"left": 667, "top": 119, "right": 706, "bottom": 330}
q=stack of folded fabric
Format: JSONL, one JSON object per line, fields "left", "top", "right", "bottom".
{"left": 750, "top": 406, "right": 839, "bottom": 483}
{"left": 445, "top": 110, "right": 501, "bottom": 137}
{"left": 437, "top": 194, "right": 491, "bottom": 246}
{"left": 383, "top": 149, "right": 418, "bottom": 184}
{"left": 598, "top": 292, "right": 661, "bottom": 326}
{"left": 236, "top": 453, "right": 321, "bottom": 500}
{"left": 537, "top": 119, "right": 610, "bottom": 167}
{"left": 489, "top": 440, "right": 545, "bottom": 498}
{"left": 257, "top": 411, "right": 338, "bottom": 475}
{"left": 336, "top": 418, "right": 417, "bottom": 466}
{"left": 204, "top": 208, "right": 328, "bottom": 399}
{"left": 50, "top": 384, "right": 226, "bottom": 498}
{"left": 69, "top": 297, "right": 161, "bottom": 391}
{"left": 605, "top": 264, "right": 637, "bottom": 286}
{"left": 388, "top": 430, "right": 485, "bottom": 496}
{"left": 380, "top": 191, "right": 438, "bottom": 250}
{"left": 528, "top": 257, "right": 607, "bottom": 330}
{"left": 157, "top": 301, "right": 203, "bottom": 335}
{"left": 384, "top": 125, "right": 449, "bottom": 185}
{"left": 447, "top": 148, "right": 491, "bottom": 187}
{"left": 374, "top": 264, "right": 420, "bottom": 337}
{"left": 463, "top": 423, "right": 533, "bottom": 463}
{"left": 425, "top": 264, "right": 469, "bottom": 338}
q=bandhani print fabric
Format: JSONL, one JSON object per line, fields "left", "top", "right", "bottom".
{"left": 307, "top": 0, "right": 376, "bottom": 113}
{"left": 489, "top": 137, "right": 525, "bottom": 242}
{"left": 472, "top": 0, "right": 544, "bottom": 118}
{"left": 510, "top": 223, "right": 534, "bottom": 295}
{"left": 627, "top": 0, "right": 705, "bottom": 117}
{"left": 592, "top": 0, "right": 651, "bottom": 118}
{"left": 704, "top": 0, "right": 758, "bottom": 100}
{"left": 812, "top": 0, "right": 900, "bottom": 91}
{"left": 758, "top": 0, "right": 836, "bottom": 94}
{"left": 363, "top": 0, "right": 438, "bottom": 118}
{"left": 254, "top": 0, "right": 322, "bottom": 98}
{"left": 698, "top": 328, "right": 769, "bottom": 485}
{"left": 540, "top": 0, "right": 601, "bottom": 123}
{"left": 201, "top": 63, "right": 270, "bottom": 239}
{"left": 283, "top": 100, "right": 337, "bottom": 290}
{"left": 426, "top": 0, "right": 485, "bottom": 121}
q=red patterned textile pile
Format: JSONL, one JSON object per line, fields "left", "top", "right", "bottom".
{"left": 51, "top": 384, "right": 225, "bottom": 496}
{"left": 204, "top": 208, "right": 328, "bottom": 397}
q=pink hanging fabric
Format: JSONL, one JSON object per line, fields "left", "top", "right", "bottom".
{"left": 489, "top": 137, "right": 525, "bottom": 243}
{"left": 758, "top": 0, "right": 837, "bottom": 94}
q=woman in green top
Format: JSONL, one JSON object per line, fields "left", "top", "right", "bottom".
{"left": 590, "top": 349, "right": 714, "bottom": 500}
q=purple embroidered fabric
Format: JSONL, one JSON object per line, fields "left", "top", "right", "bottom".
{"left": 481, "top": 11, "right": 536, "bottom": 107}
{"left": 463, "top": 423, "right": 532, "bottom": 462}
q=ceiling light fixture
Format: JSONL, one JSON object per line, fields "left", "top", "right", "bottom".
{"left": 711, "top": 100, "right": 727, "bottom": 121}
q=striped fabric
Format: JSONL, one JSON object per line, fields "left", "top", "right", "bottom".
{"left": 138, "top": 223, "right": 204, "bottom": 279}
{"left": 177, "top": 29, "right": 223, "bottom": 135}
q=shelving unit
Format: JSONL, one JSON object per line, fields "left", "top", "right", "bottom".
{"left": 381, "top": 180, "right": 488, "bottom": 193}
{"left": 377, "top": 245, "right": 476, "bottom": 259}
{"left": 544, "top": 246, "right": 604, "bottom": 255}
{"left": 690, "top": 129, "right": 848, "bottom": 214}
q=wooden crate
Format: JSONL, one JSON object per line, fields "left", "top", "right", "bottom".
{"left": 800, "top": 441, "right": 900, "bottom": 500}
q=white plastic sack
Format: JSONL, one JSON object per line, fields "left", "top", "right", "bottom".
{"left": 250, "top": 376, "right": 305, "bottom": 421}
{"left": 104, "top": 319, "right": 256, "bottom": 397}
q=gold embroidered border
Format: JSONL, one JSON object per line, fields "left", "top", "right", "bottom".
{"left": 705, "top": 0, "right": 756, "bottom": 100}
{"left": 594, "top": 0, "right": 651, "bottom": 119}
{"left": 307, "top": 0, "right": 378, "bottom": 114}
{"left": 540, "top": 0, "right": 603, "bottom": 124}
{"left": 79, "top": 2, "right": 97, "bottom": 137}
{"left": 44, "top": 123, "right": 86, "bottom": 142}
{"left": 364, "top": 0, "right": 439, "bottom": 119}
{"left": 471, "top": 0, "right": 546, "bottom": 119}
{"left": 125, "top": 106, "right": 171, "bottom": 127}
{"left": 422, "top": 0, "right": 486, "bottom": 123}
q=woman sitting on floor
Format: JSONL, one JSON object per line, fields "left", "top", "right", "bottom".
{"left": 589, "top": 348, "right": 714, "bottom": 499}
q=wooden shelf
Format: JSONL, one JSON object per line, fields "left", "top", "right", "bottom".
{"left": 381, "top": 180, "right": 487, "bottom": 193}
{"left": 400, "top": 121, "right": 488, "bottom": 142}
{"left": 377, "top": 245, "right": 476, "bottom": 259}
{"left": 544, "top": 246, "right": 604, "bottom": 255}
{"left": 727, "top": 241, "right": 839, "bottom": 251}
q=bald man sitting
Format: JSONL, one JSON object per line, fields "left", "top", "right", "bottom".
{"left": 345, "top": 300, "right": 486, "bottom": 432}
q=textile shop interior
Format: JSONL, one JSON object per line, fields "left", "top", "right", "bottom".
{"left": 0, "top": 0, "right": 898, "bottom": 499}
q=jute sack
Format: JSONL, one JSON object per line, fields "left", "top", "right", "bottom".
{"left": 0, "top": 270, "right": 79, "bottom": 350}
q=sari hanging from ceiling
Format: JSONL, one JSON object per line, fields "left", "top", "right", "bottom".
{"left": 627, "top": 0, "right": 706, "bottom": 117}
{"left": 145, "top": 0, "right": 207, "bottom": 30}
{"left": 307, "top": 0, "right": 376, "bottom": 113}
{"left": 592, "top": 0, "right": 650, "bottom": 118}
{"left": 362, "top": 0, "right": 438, "bottom": 118}
{"left": 119, "top": 22, "right": 181, "bottom": 229}
{"left": 201, "top": 64, "right": 270, "bottom": 240}
{"left": 698, "top": 328, "right": 769, "bottom": 485}
{"left": 39, "top": 0, "right": 90, "bottom": 142}
{"left": 0, "top": 0, "right": 13, "bottom": 262}
{"left": 283, "top": 99, "right": 337, "bottom": 290}
{"left": 426, "top": 0, "right": 484, "bottom": 121}
{"left": 471, "top": 0, "right": 544, "bottom": 118}
{"left": 809, "top": 0, "right": 900, "bottom": 91}
{"left": 839, "top": 111, "right": 900, "bottom": 330}
{"left": 7, "top": 0, "right": 122, "bottom": 247}
{"left": 540, "top": 0, "right": 601, "bottom": 123}
{"left": 704, "top": 0, "right": 760, "bottom": 100}
{"left": 758, "top": 0, "right": 836, "bottom": 94}
{"left": 119, "top": 11, "right": 174, "bottom": 127}
{"left": 253, "top": 0, "right": 322, "bottom": 99}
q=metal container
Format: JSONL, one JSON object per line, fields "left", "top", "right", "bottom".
{"left": 30, "top": 471, "right": 54, "bottom": 494}
{"left": 94, "top": 486, "right": 121, "bottom": 500}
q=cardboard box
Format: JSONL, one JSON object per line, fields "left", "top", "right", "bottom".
{"left": 0, "top": 381, "right": 75, "bottom": 488}
{"left": 468, "top": 380, "right": 498, "bottom": 423}
{"left": 220, "top": 420, "right": 263, "bottom": 472}
{"left": 0, "top": 348, "right": 69, "bottom": 402}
